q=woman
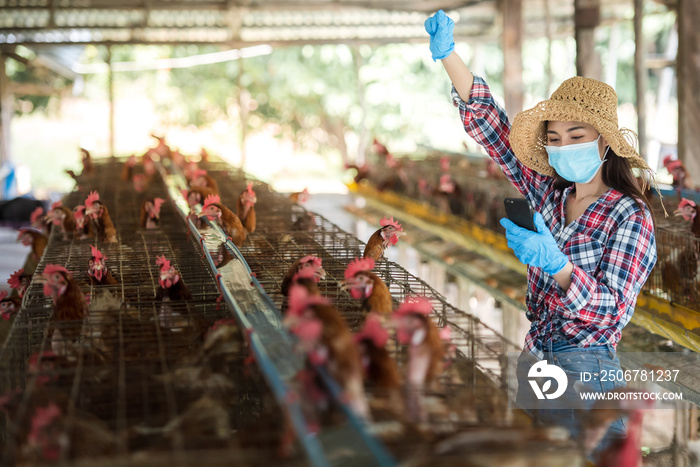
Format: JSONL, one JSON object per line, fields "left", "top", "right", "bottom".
{"left": 425, "top": 9, "right": 658, "bottom": 458}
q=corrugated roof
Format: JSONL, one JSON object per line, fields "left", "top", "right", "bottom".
{"left": 0, "top": 0, "right": 633, "bottom": 46}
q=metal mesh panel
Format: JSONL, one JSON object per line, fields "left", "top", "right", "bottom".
{"left": 201, "top": 162, "right": 522, "bottom": 441}
{"left": 0, "top": 160, "right": 298, "bottom": 465}
{"left": 363, "top": 152, "right": 700, "bottom": 312}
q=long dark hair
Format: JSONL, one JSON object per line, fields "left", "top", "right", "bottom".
{"left": 552, "top": 149, "right": 656, "bottom": 226}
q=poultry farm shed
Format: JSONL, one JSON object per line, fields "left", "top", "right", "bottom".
{"left": 359, "top": 149, "right": 700, "bottom": 315}
{"left": 0, "top": 156, "right": 584, "bottom": 466}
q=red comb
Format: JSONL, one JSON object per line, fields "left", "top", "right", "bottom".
{"left": 439, "top": 325, "right": 452, "bottom": 342}
{"left": 153, "top": 197, "right": 166, "bottom": 215}
{"left": 299, "top": 256, "right": 322, "bottom": 270}
{"left": 201, "top": 194, "right": 220, "bottom": 212}
{"left": 51, "top": 201, "right": 62, "bottom": 210}
{"left": 42, "top": 264, "right": 70, "bottom": 278}
{"left": 354, "top": 313, "right": 389, "bottom": 348}
{"left": 90, "top": 245, "right": 103, "bottom": 260}
{"left": 193, "top": 169, "right": 207, "bottom": 179}
{"left": 380, "top": 216, "right": 403, "bottom": 231}
{"left": 8, "top": 268, "right": 24, "bottom": 289}
{"left": 246, "top": 182, "right": 255, "bottom": 195}
{"left": 30, "top": 207, "right": 44, "bottom": 224}
{"left": 344, "top": 257, "right": 375, "bottom": 280}
{"left": 394, "top": 296, "right": 433, "bottom": 317}
{"left": 679, "top": 198, "right": 697, "bottom": 209}
{"left": 155, "top": 255, "right": 171, "bottom": 271}
{"left": 292, "top": 267, "right": 317, "bottom": 282}
{"left": 85, "top": 190, "right": 100, "bottom": 206}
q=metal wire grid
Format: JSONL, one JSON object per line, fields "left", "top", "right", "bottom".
{"left": 200, "top": 163, "right": 520, "bottom": 435}
{"left": 643, "top": 226, "right": 700, "bottom": 308}
{"left": 363, "top": 154, "right": 700, "bottom": 313}
{"left": 0, "top": 160, "right": 297, "bottom": 465}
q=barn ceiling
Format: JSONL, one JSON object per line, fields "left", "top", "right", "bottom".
{"left": 0, "top": 0, "right": 635, "bottom": 46}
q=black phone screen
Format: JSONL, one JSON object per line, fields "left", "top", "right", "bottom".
{"left": 503, "top": 198, "right": 537, "bottom": 231}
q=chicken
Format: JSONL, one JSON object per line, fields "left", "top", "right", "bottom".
{"left": 288, "top": 188, "right": 310, "bottom": 204}
{"left": 84, "top": 191, "right": 117, "bottom": 243}
{"left": 72, "top": 205, "right": 92, "bottom": 240}
{"left": 392, "top": 297, "right": 446, "bottom": 424}
{"left": 190, "top": 169, "right": 220, "bottom": 195}
{"left": 663, "top": 155, "right": 694, "bottom": 190}
{"left": 285, "top": 285, "right": 370, "bottom": 420}
{"left": 30, "top": 206, "right": 46, "bottom": 231}
{"left": 676, "top": 198, "right": 700, "bottom": 237}
{"left": 140, "top": 197, "right": 166, "bottom": 229}
{"left": 434, "top": 174, "right": 464, "bottom": 217}
{"left": 186, "top": 186, "right": 218, "bottom": 210}
{"left": 36, "top": 265, "right": 89, "bottom": 356}
{"left": 280, "top": 255, "right": 325, "bottom": 298}
{"left": 45, "top": 201, "right": 75, "bottom": 240}
{"left": 154, "top": 255, "right": 198, "bottom": 332}
{"left": 345, "top": 163, "right": 370, "bottom": 184}
{"left": 363, "top": 217, "right": 405, "bottom": 261}
{"left": 1, "top": 290, "right": 22, "bottom": 344}
{"left": 150, "top": 133, "right": 172, "bottom": 160}
{"left": 343, "top": 257, "right": 393, "bottom": 316}
{"left": 660, "top": 198, "right": 700, "bottom": 300}
{"left": 87, "top": 245, "right": 118, "bottom": 286}
{"left": 132, "top": 173, "right": 147, "bottom": 193}
{"left": 354, "top": 312, "right": 401, "bottom": 415}
{"left": 80, "top": 147, "right": 95, "bottom": 176}
{"left": 8, "top": 267, "right": 31, "bottom": 298}
{"left": 19, "top": 402, "right": 117, "bottom": 463}
{"left": 200, "top": 194, "right": 246, "bottom": 247}
{"left": 372, "top": 137, "right": 390, "bottom": 158}
{"left": 17, "top": 228, "right": 49, "bottom": 266}
{"left": 237, "top": 183, "right": 257, "bottom": 234}
{"left": 121, "top": 154, "right": 137, "bottom": 182}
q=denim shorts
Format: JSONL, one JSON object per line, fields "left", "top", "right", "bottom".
{"left": 515, "top": 341, "right": 627, "bottom": 459}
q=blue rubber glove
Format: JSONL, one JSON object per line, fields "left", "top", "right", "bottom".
{"left": 424, "top": 10, "right": 455, "bottom": 62}
{"left": 499, "top": 212, "right": 569, "bottom": 275}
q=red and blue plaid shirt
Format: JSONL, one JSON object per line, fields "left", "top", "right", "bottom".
{"left": 452, "top": 76, "right": 657, "bottom": 356}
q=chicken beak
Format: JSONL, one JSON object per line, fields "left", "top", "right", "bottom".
{"left": 33, "top": 275, "right": 48, "bottom": 285}
{"left": 396, "top": 231, "right": 407, "bottom": 237}
{"left": 316, "top": 268, "right": 327, "bottom": 281}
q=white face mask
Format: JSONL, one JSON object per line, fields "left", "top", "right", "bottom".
{"left": 545, "top": 136, "right": 608, "bottom": 183}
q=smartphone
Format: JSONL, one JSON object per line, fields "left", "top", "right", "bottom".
{"left": 504, "top": 198, "right": 537, "bottom": 231}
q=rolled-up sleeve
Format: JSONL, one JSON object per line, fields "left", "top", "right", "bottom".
{"left": 451, "top": 75, "right": 552, "bottom": 209}
{"left": 556, "top": 211, "right": 657, "bottom": 328}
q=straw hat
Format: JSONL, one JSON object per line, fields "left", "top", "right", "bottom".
{"left": 509, "top": 76, "right": 651, "bottom": 177}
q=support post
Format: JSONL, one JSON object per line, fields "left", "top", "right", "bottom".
{"left": 634, "top": 0, "right": 648, "bottom": 160}
{"left": 574, "top": 0, "right": 601, "bottom": 79}
{"left": 677, "top": 0, "right": 700, "bottom": 185}
{"left": 107, "top": 45, "right": 115, "bottom": 158}
{"left": 500, "top": 0, "right": 523, "bottom": 119}
{"left": 237, "top": 58, "right": 247, "bottom": 169}
{"left": 0, "top": 53, "right": 11, "bottom": 165}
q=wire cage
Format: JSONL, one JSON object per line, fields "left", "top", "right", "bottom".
{"left": 361, "top": 151, "right": 700, "bottom": 313}
{"left": 0, "top": 159, "right": 301, "bottom": 466}
{"left": 643, "top": 226, "right": 700, "bottom": 307}
{"left": 195, "top": 162, "right": 573, "bottom": 462}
